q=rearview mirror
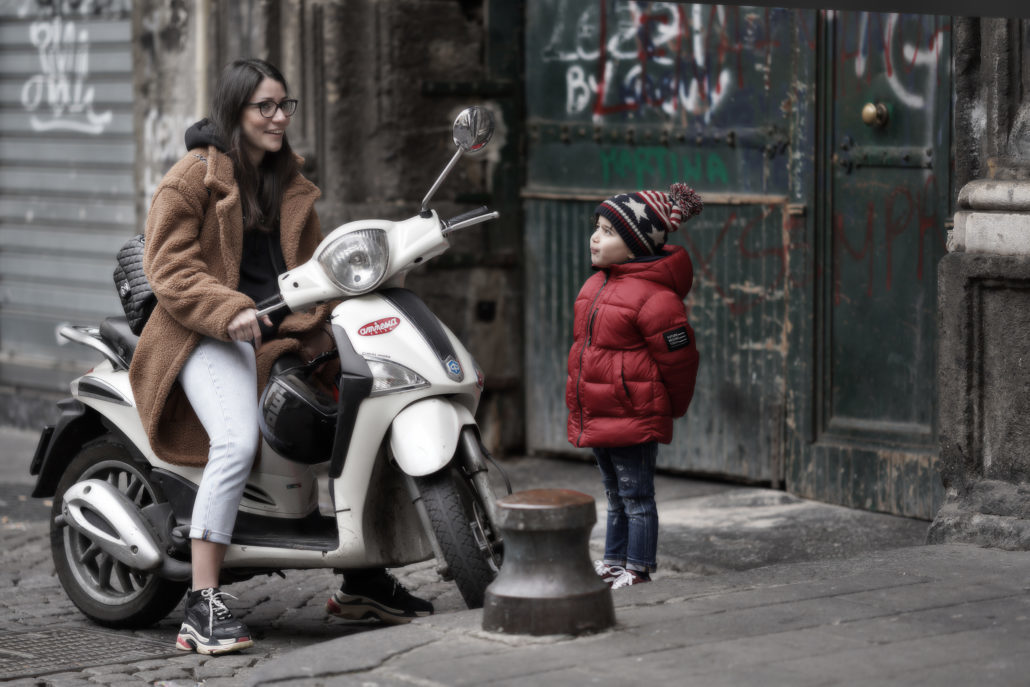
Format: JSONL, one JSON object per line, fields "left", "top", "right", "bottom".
{"left": 452, "top": 106, "right": 494, "bottom": 153}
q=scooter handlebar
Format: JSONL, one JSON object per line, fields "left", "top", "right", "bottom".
{"left": 441, "top": 206, "right": 500, "bottom": 235}
{"left": 255, "top": 294, "right": 288, "bottom": 318}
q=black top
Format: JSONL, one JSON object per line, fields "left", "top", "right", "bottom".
{"left": 238, "top": 228, "right": 288, "bottom": 338}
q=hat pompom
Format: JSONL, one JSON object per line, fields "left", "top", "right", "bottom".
{"left": 669, "top": 183, "right": 703, "bottom": 223}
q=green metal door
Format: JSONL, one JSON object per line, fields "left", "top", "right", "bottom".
{"left": 523, "top": 2, "right": 813, "bottom": 483}
{"left": 784, "top": 11, "right": 951, "bottom": 518}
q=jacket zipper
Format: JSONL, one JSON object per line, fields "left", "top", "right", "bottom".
{"left": 575, "top": 274, "right": 608, "bottom": 447}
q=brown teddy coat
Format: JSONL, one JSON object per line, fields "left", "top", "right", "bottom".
{"left": 128, "top": 145, "right": 330, "bottom": 467}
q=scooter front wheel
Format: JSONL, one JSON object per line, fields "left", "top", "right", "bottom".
{"left": 415, "top": 465, "right": 500, "bottom": 609}
{"left": 50, "top": 437, "right": 188, "bottom": 628}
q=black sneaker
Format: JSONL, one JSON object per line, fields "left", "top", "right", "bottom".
{"left": 326, "top": 569, "right": 433, "bottom": 624}
{"left": 176, "top": 587, "right": 253, "bottom": 655}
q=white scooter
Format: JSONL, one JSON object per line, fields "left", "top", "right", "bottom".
{"left": 30, "top": 106, "right": 508, "bottom": 628}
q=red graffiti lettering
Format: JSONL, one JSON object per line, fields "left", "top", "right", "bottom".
{"left": 884, "top": 186, "right": 913, "bottom": 291}
{"left": 832, "top": 175, "right": 942, "bottom": 302}
{"left": 683, "top": 205, "right": 810, "bottom": 317}
{"left": 833, "top": 204, "right": 875, "bottom": 305}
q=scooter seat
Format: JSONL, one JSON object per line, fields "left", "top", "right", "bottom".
{"left": 100, "top": 317, "right": 139, "bottom": 366}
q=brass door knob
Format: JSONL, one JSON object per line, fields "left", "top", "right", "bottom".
{"left": 862, "top": 102, "right": 889, "bottom": 127}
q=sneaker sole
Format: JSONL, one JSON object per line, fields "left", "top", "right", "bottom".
{"left": 326, "top": 594, "right": 430, "bottom": 625}
{"left": 176, "top": 626, "right": 254, "bottom": 655}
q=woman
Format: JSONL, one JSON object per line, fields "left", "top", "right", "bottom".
{"left": 131, "top": 59, "right": 431, "bottom": 656}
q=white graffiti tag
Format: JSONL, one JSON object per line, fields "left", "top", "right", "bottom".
{"left": 851, "top": 12, "right": 940, "bottom": 110}
{"left": 20, "top": 17, "right": 113, "bottom": 135}
{"left": 142, "top": 109, "right": 195, "bottom": 202}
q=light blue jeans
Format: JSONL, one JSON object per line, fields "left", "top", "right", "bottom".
{"left": 179, "top": 337, "right": 260, "bottom": 545}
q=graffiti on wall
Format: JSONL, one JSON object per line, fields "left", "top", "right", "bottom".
{"left": 839, "top": 11, "right": 948, "bottom": 104}
{"left": 837, "top": 11, "right": 948, "bottom": 141}
{"left": 600, "top": 145, "right": 730, "bottom": 187}
{"left": 541, "top": 2, "right": 783, "bottom": 123}
{"left": 683, "top": 208, "right": 810, "bottom": 318}
{"left": 679, "top": 176, "right": 944, "bottom": 319}
{"left": 138, "top": 0, "right": 195, "bottom": 204}
{"left": 16, "top": 0, "right": 129, "bottom": 135}
{"left": 139, "top": 0, "right": 190, "bottom": 56}
{"left": 832, "top": 175, "right": 942, "bottom": 305}
{"left": 142, "top": 108, "right": 195, "bottom": 202}
{"left": 20, "top": 18, "right": 111, "bottom": 134}
{"left": 15, "top": 0, "right": 130, "bottom": 17}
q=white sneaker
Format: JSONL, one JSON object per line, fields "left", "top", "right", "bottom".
{"left": 593, "top": 560, "right": 625, "bottom": 585}
{"left": 610, "top": 568, "right": 650, "bottom": 589}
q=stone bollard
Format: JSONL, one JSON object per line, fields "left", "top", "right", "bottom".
{"left": 482, "top": 488, "right": 615, "bottom": 636}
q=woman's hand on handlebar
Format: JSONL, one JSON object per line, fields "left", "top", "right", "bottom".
{"left": 228, "top": 308, "right": 273, "bottom": 347}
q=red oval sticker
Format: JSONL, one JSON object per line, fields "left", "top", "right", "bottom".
{"left": 358, "top": 317, "right": 400, "bottom": 336}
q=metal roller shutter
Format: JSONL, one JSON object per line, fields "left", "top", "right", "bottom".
{"left": 0, "top": 3, "right": 135, "bottom": 392}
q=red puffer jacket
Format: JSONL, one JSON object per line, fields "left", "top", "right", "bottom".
{"left": 566, "top": 245, "right": 699, "bottom": 448}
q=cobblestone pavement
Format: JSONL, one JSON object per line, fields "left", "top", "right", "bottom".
{"left": 0, "top": 427, "right": 467, "bottom": 686}
{"left": 0, "top": 514, "right": 466, "bottom": 686}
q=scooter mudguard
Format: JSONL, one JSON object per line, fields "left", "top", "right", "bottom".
{"left": 389, "top": 398, "right": 476, "bottom": 477}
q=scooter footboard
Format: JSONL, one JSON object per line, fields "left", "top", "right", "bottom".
{"left": 389, "top": 398, "right": 476, "bottom": 476}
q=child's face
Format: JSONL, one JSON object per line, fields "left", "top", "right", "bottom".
{"left": 591, "top": 216, "right": 634, "bottom": 267}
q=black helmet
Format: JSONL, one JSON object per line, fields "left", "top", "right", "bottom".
{"left": 259, "top": 358, "right": 337, "bottom": 464}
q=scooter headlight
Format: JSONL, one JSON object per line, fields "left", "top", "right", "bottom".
{"left": 363, "top": 355, "right": 429, "bottom": 396}
{"left": 318, "top": 229, "right": 389, "bottom": 295}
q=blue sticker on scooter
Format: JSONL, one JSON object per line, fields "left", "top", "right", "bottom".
{"left": 445, "top": 357, "right": 464, "bottom": 381}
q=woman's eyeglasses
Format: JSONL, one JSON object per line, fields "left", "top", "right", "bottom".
{"left": 248, "top": 99, "right": 298, "bottom": 118}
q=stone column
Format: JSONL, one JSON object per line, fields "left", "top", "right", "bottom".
{"left": 928, "top": 17, "right": 1030, "bottom": 548}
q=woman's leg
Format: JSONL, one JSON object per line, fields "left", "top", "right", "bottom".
{"left": 594, "top": 447, "right": 628, "bottom": 567}
{"left": 607, "top": 442, "right": 659, "bottom": 573}
{"left": 179, "top": 338, "right": 261, "bottom": 589}
{"left": 191, "top": 540, "right": 227, "bottom": 590}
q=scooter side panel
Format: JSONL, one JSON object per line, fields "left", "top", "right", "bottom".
{"left": 73, "top": 365, "right": 319, "bottom": 518}
{"left": 72, "top": 364, "right": 185, "bottom": 474}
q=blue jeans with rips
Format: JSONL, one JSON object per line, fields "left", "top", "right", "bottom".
{"left": 593, "top": 442, "right": 659, "bottom": 573}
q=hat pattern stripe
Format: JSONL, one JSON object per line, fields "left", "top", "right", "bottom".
{"left": 641, "top": 190, "right": 682, "bottom": 232}
{"left": 638, "top": 191, "right": 668, "bottom": 220}
{"left": 638, "top": 192, "right": 671, "bottom": 226}
{"left": 606, "top": 199, "right": 652, "bottom": 255}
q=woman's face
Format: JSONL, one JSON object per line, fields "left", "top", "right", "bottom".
{"left": 240, "top": 77, "right": 291, "bottom": 165}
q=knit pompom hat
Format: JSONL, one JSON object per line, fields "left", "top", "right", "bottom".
{"left": 594, "top": 183, "right": 703, "bottom": 256}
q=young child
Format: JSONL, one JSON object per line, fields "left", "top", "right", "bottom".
{"left": 566, "top": 183, "right": 702, "bottom": 589}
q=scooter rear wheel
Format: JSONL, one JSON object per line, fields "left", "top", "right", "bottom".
{"left": 50, "top": 437, "right": 188, "bottom": 628}
{"left": 416, "top": 465, "right": 500, "bottom": 609}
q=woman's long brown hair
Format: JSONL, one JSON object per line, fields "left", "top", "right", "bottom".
{"left": 210, "top": 58, "right": 299, "bottom": 233}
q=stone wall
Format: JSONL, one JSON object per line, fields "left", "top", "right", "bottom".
{"left": 929, "top": 18, "right": 1030, "bottom": 547}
